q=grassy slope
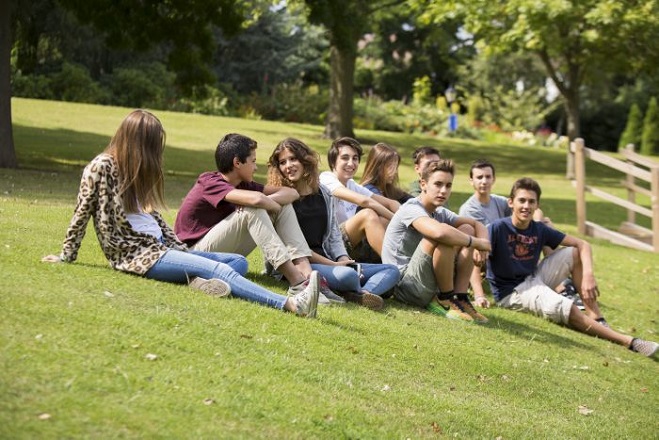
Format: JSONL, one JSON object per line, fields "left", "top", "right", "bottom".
{"left": 1, "top": 98, "right": 657, "bottom": 439}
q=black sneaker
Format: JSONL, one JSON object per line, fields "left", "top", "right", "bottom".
{"left": 561, "top": 280, "right": 585, "bottom": 311}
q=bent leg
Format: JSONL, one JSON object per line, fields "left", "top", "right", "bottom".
{"left": 145, "top": 249, "right": 286, "bottom": 310}
{"left": 344, "top": 208, "right": 386, "bottom": 255}
{"left": 192, "top": 210, "right": 257, "bottom": 255}
{"left": 360, "top": 263, "right": 400, "bottom": 296}
{"left": 311, "top": 264, "right": 360, "bottom": 292}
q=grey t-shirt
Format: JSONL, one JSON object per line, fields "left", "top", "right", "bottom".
{"left": 458, "top": 194, "right": 510, "bottom": 226}
{"left": 382, "top": 198, "right": 458, "bottom": 271}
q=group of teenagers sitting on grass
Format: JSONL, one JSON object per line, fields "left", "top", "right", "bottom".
{"left": 43, "top": 109, "right": 658, "bottom": 358}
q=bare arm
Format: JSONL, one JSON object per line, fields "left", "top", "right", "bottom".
{"left": 455, "top": 217, "right": 489, "bottom": 264}
{"left": 372, "top": 194, "right": 400, "bottom": 213}
{"left": 411, "top": 217, "right": 491, "bottom": 251}
{"left": 561, "top": 234, "right": 598, "bottom": 301}
{"left": 308, "top": 250, "right": 354, "bottom": 266}
{"left": 331, "top": 186, "right": 395, "bottom": 220}
{"left": 263, "top": 185, "right": 300, "bottom": 205}
{"left": 224, "top": 188, "right": 282, "bottom": 212}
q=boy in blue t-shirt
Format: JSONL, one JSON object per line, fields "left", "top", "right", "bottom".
{"left": 486, "top": 177, "right": 657, "bottom": 357}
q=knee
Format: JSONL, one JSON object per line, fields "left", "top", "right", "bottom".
{"left": 233, "top": 256, "right": 249, "bottom": 275}
{"left": 359, "top": 208, "right": 380, "bottom": 223}
{"left": 457, "top": 223, "right": 475, "bottom": 236}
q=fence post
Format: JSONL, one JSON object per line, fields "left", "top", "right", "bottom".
{"left": 566, "top": 137, "right": 575, "bottom": 179}
{"left": 651, "top": 165, "right": 659, "bottom": 252}
{"left": 625, "top": 144, "right": 636, "bottom": 224}
{"left": 574, "top": 138, "right": 586, "bottom": 235}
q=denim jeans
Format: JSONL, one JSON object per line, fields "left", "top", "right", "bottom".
{"left": 145, "top": 250, "right": 287, "bottom": 309}
{"left": 311, "top": 262, "right": 400, "bottom": 296}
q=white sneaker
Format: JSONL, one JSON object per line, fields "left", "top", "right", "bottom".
{"left": 294, "top": 271, "right": 320, "bottom": 318}
{"left": 287, "top": 276, "right": 332, "bottom": 306}
{"left": 189, "top": 277, "right": 231, "bottom": 298}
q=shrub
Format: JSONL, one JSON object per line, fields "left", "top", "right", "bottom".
{"left": 172, "top": 85, "right": 230, "bottom": 116}
{"left": 11, "top": 73, "right": 54, "bottom": 100}
{"left": 618, "top": 103, "right": 644, "bottom": 150}
{"left": 49, "top": 63, "right": 109, "bottom": 104}
{"left": 641, "top": 97, "right": 659, "bottom": 156}
{"left": 241, "top": 82, "right": 328, "bottom": 124}
{"left": 104, "top": 63, "right": 176, "bottom": 109}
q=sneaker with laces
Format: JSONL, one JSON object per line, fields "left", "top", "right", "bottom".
{"left": 189, "top": 277, "right": 231, "bottom": 298}
{"left": 595, "top": 317, "right": 610, "bottom": 328}
{"left": 287, "top": 277, "right": 331, "bottom": 305}
{"left": 630, "top": 338, "right": 658, "bottom": 357}
{"left": 455, "top": 293, "right": 488, "bottom": 324}
{"left": 293, "top": 271, "right": 320, "bottom": 318}
{"left": 431, "top": 294, "right": 474, "bottom": 322}
{"left": 320, "top": 276, "right": 346, "bottom": 304}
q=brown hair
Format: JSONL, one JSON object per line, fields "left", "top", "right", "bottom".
{"left": 469, "top": 159, "right": 496, "bottom": 178}
{"left": 360, "top": 142, "right": 408, "bottom": 200}
{"left": 267, "top": 138, "right": 320, "bottom": 194}
{"left": 421, "top": 159, "right": 455, "bottom": 181}
{"left": 509, "top": 177, "right": 542, "bottom": 202}
{"left": 104, "top": 109, "right": 166, "bottom": 213}
{"left": 327, "top": 137, "right": 362, "bottom": 171}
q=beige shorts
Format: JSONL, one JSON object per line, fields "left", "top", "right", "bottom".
{"left": 497, "top": 247, "right": 575, "bottom": 324}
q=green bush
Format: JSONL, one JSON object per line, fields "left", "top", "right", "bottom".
{"left": 173, "top": 85, "right": 231, "bottom": 116}
{"left": 354, "top": 96, "right": 451, "bottom": 135}
{"left": 11, "top": 72, "right": 54, "bottom": 100}
{"left": 640, "top": 97, "right": 659, "bottom": 156}
{"left": 618, "top": 103, "right": 644, "bottom": 150}
{"left": 104, "top": 63, "right": 176, "bottom": 109}
{"left": 241, "top": 81, "right": 328, "bottom": 124}
{"left": 50, "top": 63, "right": 109, "bottom": 104}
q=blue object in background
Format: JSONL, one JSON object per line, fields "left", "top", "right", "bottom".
{"left": 448, "top": 113, "right": 458, "bottom": 132}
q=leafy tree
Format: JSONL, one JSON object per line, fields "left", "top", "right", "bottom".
{"left": 214, "top": 5, "right": 328, "bottom": 95}
{"left": 618, "top": 103, "right": 643, "bottom": 150}
{"left": 414, "top": 0, "right": 659, "bottom": 156}
{"left": 356, "top": 10, "right": 468, "bottom": 102}
{"left": 303, "top": 0, "right": 402, "bottom": 139}
{"left": 641, "top": 97, "right": 659, "bottom": 156}
{"left": 459, "top": 51, "right": 557, "bottom": 132}
{"left": 1, "top": 0, "right": 247, "bottom": 168}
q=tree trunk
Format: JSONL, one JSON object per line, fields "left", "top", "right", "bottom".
{"left": 0, "top": 0, "right": 18, "bottom": 169}
{"left": 563, "top": 87, "right": 580, "bottom": 179}
{"left": 325, "top": 44, "right": 356, "bottom": 139}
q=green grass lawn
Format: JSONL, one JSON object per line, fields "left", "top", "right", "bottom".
{"left": 1, "top": 98, "right": 657, "bottom": 438}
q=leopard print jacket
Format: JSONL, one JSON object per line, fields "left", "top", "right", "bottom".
{"left": 60, "top": 154, "right": 187, "bottom": 275}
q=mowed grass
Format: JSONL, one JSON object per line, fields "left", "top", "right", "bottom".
{"left": 1, "top": 98, "right": 657, "bottom": 439}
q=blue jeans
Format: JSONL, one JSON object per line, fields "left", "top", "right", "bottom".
{"left": 145, "top": 250, "right": 287, "bottom": 310}
{"left": 311, "top": 263, "right": 400, "bottom": 296}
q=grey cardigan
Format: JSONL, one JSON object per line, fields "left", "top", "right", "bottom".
{"left": 318, "top": 184, "right": 349, "bottom": 261}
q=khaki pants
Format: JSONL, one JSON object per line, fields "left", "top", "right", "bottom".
{"left": 498, "top": 247, "right": 574, "bottom": 324}
{"left": 192, "top": 204, "right": 311, "bottom": 269}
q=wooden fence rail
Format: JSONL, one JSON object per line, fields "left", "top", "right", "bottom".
{"left": 571, "top": 138, "right": 658, "bottom": 253}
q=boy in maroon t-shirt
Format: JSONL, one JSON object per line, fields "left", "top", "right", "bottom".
{"left": 175, "top": 133, "right": 339, "bottom": 302}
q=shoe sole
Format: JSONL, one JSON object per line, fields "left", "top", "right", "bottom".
{"left": 305, "top": 271, "right": 320, "bottom": 318}
{"left": 360, "top": 293, "right": 384, "bottom": 311}
{"left": 190, "top": 278, "right": 231, "bottom": 298}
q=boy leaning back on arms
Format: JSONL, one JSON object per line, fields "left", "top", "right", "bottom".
{"left": 486, "top": 177, "right": 658, "bottom": 357}
{"left": 382, "top": 160, "right": 491, "bottom": 323}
